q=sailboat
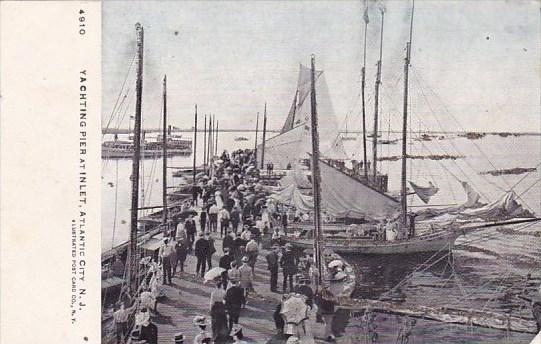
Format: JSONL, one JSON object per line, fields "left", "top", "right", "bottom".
{"left": 257, "top": 63, "right": 349, "bottom": 170}
{"left": 271, "top": 11, "right": 539, "bottom": 256}
{"left": 101, "top": 24, "right": 194, "bottom": 296}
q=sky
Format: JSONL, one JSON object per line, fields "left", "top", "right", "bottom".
{"left": 102, "top": 0, "right": 540, "bottom": 133}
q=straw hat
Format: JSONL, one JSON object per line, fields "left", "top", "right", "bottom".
{"left": 192, "top": 315, "right": 209, "bottom": 327}
{"left": 286, "top": 336, "right": 300, "bottom": 344}
{"left": 173, "top": 332, "right": 185, "bottom": 344}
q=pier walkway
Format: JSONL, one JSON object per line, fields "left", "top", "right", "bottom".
{"left": 104, "top": 230, "right": 342, "bottom": 344}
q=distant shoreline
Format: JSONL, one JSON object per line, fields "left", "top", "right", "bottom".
{"left": 101, "top": 128, "right": 541, "bottom": 136}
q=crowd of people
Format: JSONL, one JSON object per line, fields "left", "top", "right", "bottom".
{"left": 110, "top": 149, "right": 341, "bottom": 344}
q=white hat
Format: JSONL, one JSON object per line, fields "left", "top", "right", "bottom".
{"left": 286, "top": 336, "right": 300, "bottom": 344}
{"left": 193, "top": 315, "right": 209, "bottom": 326}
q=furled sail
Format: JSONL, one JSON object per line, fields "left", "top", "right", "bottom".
{"left": 415, "top": 182, "right": 534, "bottom": 223}
{"left": 273, "top": 159, "right": 399, "bottom": 219}
{"left": 414, "top": 181, "right": 484, "bottom": 221}
{"left": 259, "top": 64, "right": 348, "bottom": 169}
{"left": 279, "top": 165, "right": 311, "bottom": 189}
{"left": 269, "top": 184, "right": 314, "bottom": 213}
{"left": 459, "top": 191, "right": 534, "bottom": 221}
{"left": 318, "top": 159, "right": 399, "bottom": 219}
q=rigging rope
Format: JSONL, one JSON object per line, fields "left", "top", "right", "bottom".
{"left": 101, "top": 89, "right": 133, "bottom": 175}
{"left": 518, "top": 177, "right": 541, "bottom": 198}
{"left": 102, "top": 53, "right": 136, "bottom": 140}
{"left": 411, "top": 68, "right": 536, "bottom": 214}
{"left": 410, "top": 69, "right": 501, "bottom": 199}
{"left": 507, "top": 161, "right": 541, "bottom": 192}
{"left": 379, "top": 243, "right": 452, "bottom": 300}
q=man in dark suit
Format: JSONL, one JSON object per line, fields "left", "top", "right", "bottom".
{"left": 219, "top": 248, "right": 235, "bottom": 290}
{"left": 194, "top": 232, "right": 210, "bottom": 277}
{"left": 225, "top": 279, "right": 245, "bottom": 330}
{"left": 293, "top": 275, "right": 314, "bottom": 308}
{"left": 184, "top": 215, "right": 196, "bottom": 251}
{"left": 265, "top": 246, "right": 280, "bottom": 292}
{"left": 280, "top": 244, "right": 298, "bottom": 293}
{"left": 222, "top": 230, "right": 234, "bottom": 253}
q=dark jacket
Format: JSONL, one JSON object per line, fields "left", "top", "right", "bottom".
{"left": 234, "top": 237, "right": 246, "bottom": 251}
{"left": 219, "top": 254, "right": 235, "bottom": 270}
{"left": 194, "top": 238, "right": 210, "bottom": 258}
{"left": 207, "top": 237, "right": 216, "bottom": 255}
{"left": 265, "top": 251, "right": 279, "bottom": 271}
{"left": 139, "top": 322, "right": 158, "bottom": 344}
{"left": 273, "top": 303, "right": 285, "bottom": 331}
{"left": 222, "top": 235, "right": 234, "bottom": 251}
{"left": 175, "top": 242, "right": 188, "bottom": 261}
{"left": 210, "top": 302, "right": 229, "bottom": 340}
{"left": 316, "top": 293, "right": 336, "bottom": 315}
{"left": 184, "top": 219, "right": 196, "bottom": 234}
{"left": 199, "top": 211, "right": 207, "bottom": 225}
{"left": 294, "top": 284, "right": 314, "bottom": 307}
{"left": 280, "top": 251, "right": 297, "bottom": 274}
{"left": 230, "top": 209, "right": 240, "bottom": 224}
{"left": 225, "top": 285, "right": 245, "bottom": 310}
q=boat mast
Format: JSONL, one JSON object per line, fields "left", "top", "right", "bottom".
{"left": 260, "top": 103, "right": 267, "bottom": 169}
{"left": 208, "top": 115, "right": 212, "bottom": 176}
{"left": 128, "top": 22, "right": 144, "bottom": 291}
{"left": 254, "top": 112, "right": 259, "bottom": 161}
{"left": 401, "top": 1, "right": 414, "bottom": 234}
{"left": 215, "top": 120, "right": 219, "bottom": 156}
{"left": 372, "top": 10, "right": 384, "bottom": 181}
{"left": 162, "top": 75, "right": 168, "bottom": 229}
{"left": 361, "top": 2, "right": 369, "bottom": 179}
{"left": 192, "top": 105, "right": 198, "bottom": 199}
{"left": 309, "top": 55, "right": 324, "bottom": 287}
{"left": 207, "top": 115, "right": 214, "bottom": 177}
{"left": 203, "top": 114, "right": 207, "bottom": 173}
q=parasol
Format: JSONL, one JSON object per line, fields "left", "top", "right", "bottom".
{"left": 328, "top": 259, "right": 343, "bottom": 269}
{"left": 280, "top": 294, "right": 309, "bottom": 325}
{"left": 204, "top": 267, "right": 226, "bottom": 282}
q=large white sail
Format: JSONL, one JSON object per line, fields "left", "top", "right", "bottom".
{"left": 259, "top": 64, "right": 347, "bottom": 169}
{"left": 319, "top": 159, "right": 399, "bottom": 219}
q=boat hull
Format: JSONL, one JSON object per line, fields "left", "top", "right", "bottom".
{"left": 102, "top": 148, "right": 191, "bottom": 159}
{"left": 288, "top": 231, "right": 458, "bottom": 255}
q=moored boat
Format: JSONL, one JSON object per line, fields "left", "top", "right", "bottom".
{"left": 102, "top": 139, "right": 191, "bottom": 158}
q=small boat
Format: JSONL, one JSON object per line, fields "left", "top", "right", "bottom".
{"left": 379, "top": 138, "right": 398, "bottom": 145}
{"left": 172, "top": 165, "right": 205, "bottom": 177}
{"left": 234, "top": 136, "right": 249, "bottom": 141}
{"left": 157, "top": 132, "right": 192, "bottom": 150}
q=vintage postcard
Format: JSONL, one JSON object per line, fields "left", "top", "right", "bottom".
{"left": 1, "top": 1, "right": 540, "bottom": 344}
